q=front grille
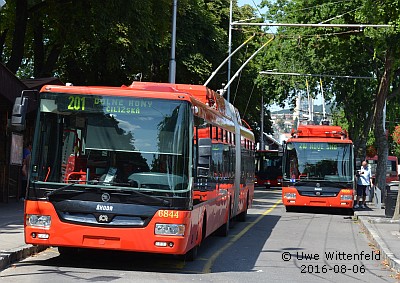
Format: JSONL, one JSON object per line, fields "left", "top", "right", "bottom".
{"left": 59, "top": 211, "right": 148, "bottom": 227}
{"left": 298, "top": 191, "right": 338, "bottom": 197}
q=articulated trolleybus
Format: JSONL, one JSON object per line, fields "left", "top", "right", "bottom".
{"left": 282, "top": 124, "right": 354, "bottom": 211}
{"left": 24, "top": 82, "right": 255, "bottom": 260}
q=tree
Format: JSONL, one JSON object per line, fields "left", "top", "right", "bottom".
{"left": 391, "top": 125, "right": 400, "bottom": 220}
{"left": 259, "top": 0, "right": 400, "bottom": 217}
{"left": 357, "top": 1, "right": 400, "bottom": 211}
{"left": 260, "top": 0, "right": 379, "bottom": 158}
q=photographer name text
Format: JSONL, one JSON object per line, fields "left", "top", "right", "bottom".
{"left": 282, "top": 250, "right": 380, "bottom": 261}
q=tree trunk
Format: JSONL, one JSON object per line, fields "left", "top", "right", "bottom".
{"left": 32, "top": 12, "right": 44, "bottom": 78}
{"left": 394, "top": 185, "right": 400, "bottom": 220}
{"left": 373, "top": 50, "right": 392, "bottom": 210}
{"left": 6, "top": 0, "right": 28, "bottom": 74}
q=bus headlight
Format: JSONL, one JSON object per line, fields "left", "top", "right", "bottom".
{"left": 155, "top": 224, "right": 185, "bottom": 236}
{"left": 340, "top": 195, "right": 353, "bottom": 200}
{"left": 284, "top": 193, "right": 296, "bottom": 199}
{"left": 26, "top": 215, "right": 51, "bottom": 227}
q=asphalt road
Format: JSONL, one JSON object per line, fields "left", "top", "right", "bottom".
{"left": 0, "top": 188, "right": 398, "bottom": 282}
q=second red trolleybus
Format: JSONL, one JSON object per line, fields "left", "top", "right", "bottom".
{"left": 282, "top": 124, "right": 354, "bottom": 211}
{"left": 22, "top": 81, "right": 255, "bottom": 260}
{"left": 255, "top": 150, "right": 283, "bottom": 189}
{"left": 366, "top": 155, "right": 399, "bottom": 184}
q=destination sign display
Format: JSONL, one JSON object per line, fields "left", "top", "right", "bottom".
{"left": 297, "top": 143, "right": 338, "bottom": 150}
{"left": 45, "top": 93, "right": 155, "bottom": 114}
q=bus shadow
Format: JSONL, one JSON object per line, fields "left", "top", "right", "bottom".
{"left": 285, "top": 206, "right": 354, "bottom": 216}
{"left": 19, "top": 213, "right": 281, "bottom": 275}
{"left": 23, "top": 248, "right": 191, "bottom": 273}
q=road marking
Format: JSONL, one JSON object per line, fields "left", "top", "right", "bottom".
{"left": 202, "top": 199, "right": 282, "bottom": 273}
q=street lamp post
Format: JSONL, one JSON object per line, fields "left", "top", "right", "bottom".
{"left": 227, "top": 0, "right": 233, "bottom": 102}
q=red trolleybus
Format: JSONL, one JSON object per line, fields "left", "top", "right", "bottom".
{"left": 23, "top": 82, "right": 255, "bottom": 260}
{"left": 366, "top": 155, "right": 399, "bottom": 184}
{"left": 282, "top": 124, "right": 354, "bottom": 211}
{"left": 255, "top": 150, "right": 282, "bottom": 189}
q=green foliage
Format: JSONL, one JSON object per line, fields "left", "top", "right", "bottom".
{"left": 258, "top": 0, "right": 400, "bottom": 159}
{"left": 4, "top": 0, "right": 400, "bottom": 153}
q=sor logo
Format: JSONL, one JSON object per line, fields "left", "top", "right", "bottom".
{"left": 101, "top": 193, "right": 111, "bottom": 202}
{"left": 98, "top": 214, "right": 109, "bottom": 223}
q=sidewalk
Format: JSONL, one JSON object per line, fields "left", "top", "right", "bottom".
{"left": 354, "top": 202, "right": 400, "bottom": 274}
{"left": 0, "top": 201, "right": 47, "bottom": 270}
{"left": 0, "top": 200, "right": 399, "bottom": 274}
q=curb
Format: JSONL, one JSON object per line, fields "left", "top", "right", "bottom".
{"left": 0, "top": 245, "right": 48, "bottom": 271}
{"left": 355, "top": 213, "right": 400, "bottom": 273}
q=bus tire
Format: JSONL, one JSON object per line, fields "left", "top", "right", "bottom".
{"left": 236, "top": 195, "right": 248, "bottom": 222}
{"left": 216, "top": 206, "right": 230, "bottom": 237}
{"left": 185, "top": 213, "right": 206, "bottom": 261}
{"left": 58, "top": 246, "right": 79, "bottom": 258}
{"left": 285, "top": 206, "right": 295, "bottom": 212}
{"left": 343, "top": 208, "right": 354, "bottom": 216}
{"left": 185, "top": 245, "right": 198, "bottom": 261}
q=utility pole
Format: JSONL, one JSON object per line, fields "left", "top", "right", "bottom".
{"left": 260, "top": 94, "right": 264, "bottom": 150}
{"left": 227, "top": 0, "right": 233, "bottom": 102}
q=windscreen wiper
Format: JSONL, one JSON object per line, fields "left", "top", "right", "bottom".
{"left": 46, "top": 182, "right": 171, "bottom": 207}
{"left": 323, "top": 180, "right": 351, "bottom": 188}
{"left": 118, "top": 188, "right": 171, "bottom": 207}
{"left": 46, "top": 183, "right": 76, "bottom": 198}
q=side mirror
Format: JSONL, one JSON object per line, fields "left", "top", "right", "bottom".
{"left": 197, "top": 138, "right": 211, "bottom": 177}
{"left": 198, "top": 138, "right": 211, "bottom": 166}
{"left": 278, "top": 144, "right": 284, "bottom": 156}
{"left": 11, "top": 96, "right": 29, "bottom": 131}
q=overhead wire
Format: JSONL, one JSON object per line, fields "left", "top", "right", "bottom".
{"left": 232, "top": 28, "right": 362, "bottom": 39}
{"left": 250, "top": 0, "right": 264, "bottom": 18}
{"left": 319, "top": 7, "right": 361, "bottom": 24}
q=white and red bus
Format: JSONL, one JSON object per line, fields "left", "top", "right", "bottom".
{"left": 282, "top": 124, "right": 355, "bottom": 211}
{"left": 22, "top": 82, "right": 255, "bottom": 260}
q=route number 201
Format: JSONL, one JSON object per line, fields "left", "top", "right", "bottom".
{"left": 68, "top": 96, "right": 86, "bottom": 111}
{"left": 158, "top": 210, "right": 179, "bottom": 218}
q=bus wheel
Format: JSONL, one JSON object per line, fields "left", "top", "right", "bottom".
{"left": 185, "top": 245, "right": 198, "bottom": 261}
{"left": 216, "top": 207, "right": 230, "bottom": 237}
{"left": 236, "top": 197, "right": 248, "bottom": 222}
{"left": 285, "top": 206, "right": 295, "bottom": 212}
{"left": 58, "top": 247, "right": 79, "bottom": 258}
{"left": 343, "top": 208, "right": 354, "bottom": 216}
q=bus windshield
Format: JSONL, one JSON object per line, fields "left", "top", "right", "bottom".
{"left": 32, "top": 93, "right": 191, "bottom": 194}
{"left": 255, "top": 151, "right": 282, "bottom": 179}
{"left": 283, "top": 142, "right": 353, "bottom": 182}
